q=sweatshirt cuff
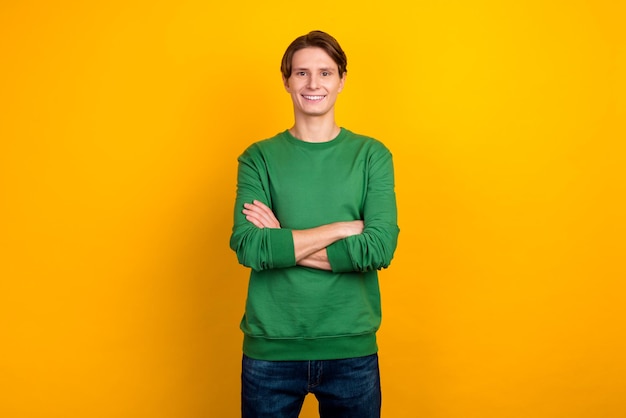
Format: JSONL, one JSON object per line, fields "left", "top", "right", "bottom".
{"left": 326, "top": 239, "right": 355, "bottom": 273}
{"left": 269, "top": 228, "right": 296, "bottom": 268}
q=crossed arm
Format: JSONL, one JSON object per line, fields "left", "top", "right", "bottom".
{"left": 242, "top": 200, "right": 363, "bottom": 271}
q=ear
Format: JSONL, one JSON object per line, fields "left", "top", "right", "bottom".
{"left": 282, "top": 75, "right": 290, "bottom": 92}
{"left": 338, "top": 72, "right": 347, "bottom": 93}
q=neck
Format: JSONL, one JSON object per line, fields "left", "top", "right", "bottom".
{"left": 289, "top": 116, "right": 340, "bottom": 143}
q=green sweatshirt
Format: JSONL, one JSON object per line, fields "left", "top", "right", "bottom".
{"left": 230, "top": 128, "right": 399, "bottom": 361}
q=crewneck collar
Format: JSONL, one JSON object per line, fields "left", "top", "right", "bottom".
{"left": 282, "top": 127, "right": 348, "bottom": 148}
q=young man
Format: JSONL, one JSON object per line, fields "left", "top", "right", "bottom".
{"left": 230, "top": 30, "right": 399, "bottom": 418}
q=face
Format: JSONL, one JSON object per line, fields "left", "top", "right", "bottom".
{"left": 283, "top": 47, "right": 346, "bottom": 119}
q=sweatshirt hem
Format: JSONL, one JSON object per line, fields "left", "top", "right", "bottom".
{"left": 243, "top": 333, "right": 378, "bottom": 361}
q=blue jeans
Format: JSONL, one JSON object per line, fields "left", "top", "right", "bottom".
{"left": 241, "top": 353, "right": 381, "bottom": 418}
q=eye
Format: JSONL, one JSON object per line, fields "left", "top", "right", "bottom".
{"left": 321, "top": 71, "right": 331, "bottom": 76}
{"left": 295, "top": 71, "right": 307, "bottom": 77}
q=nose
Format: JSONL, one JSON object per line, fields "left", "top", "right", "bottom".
{"left": 307, "top": 73, "right": 319, "bottom": 89}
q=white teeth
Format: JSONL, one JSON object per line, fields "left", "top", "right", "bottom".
{"left": 303, "top": 95, "right": 324, "bottom": 100}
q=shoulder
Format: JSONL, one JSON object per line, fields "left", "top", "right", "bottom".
{"left": 342, "top": 128, "right": 392, "bottom": 155}
{"left": 239, "top": 131, "right": 288, "bottom": 160}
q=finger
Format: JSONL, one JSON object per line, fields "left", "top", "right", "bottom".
{"left": 246, "top": 201, "right": 281, "bottom": 227}
{"left": 251, "top": 200, "right": 276, "bottom": 219}
{"left": 253, "top": 201, "right": 281, "bottom": 225}
{"left": 243, "top": 205, "right": 280, "bottom": 228}
{"left": 243, "top": 204, "right": 275, "bottom": 226}
{"left": 252, "top": 199, "right": 270, "bottom": 209}
{"left": 244, "top": 213, "right": 265, "bottom": 228}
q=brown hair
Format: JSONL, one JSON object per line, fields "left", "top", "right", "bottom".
{"left": 280, "top": 30, "right": 347, "bottom": 80}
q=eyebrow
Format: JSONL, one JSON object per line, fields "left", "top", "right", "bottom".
{"left": 292, "top": 67, "right": 335, "bottom": 73}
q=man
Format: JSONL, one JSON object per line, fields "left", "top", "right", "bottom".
{"left": 230, "top": 30, "right": 399, "bottom": 418}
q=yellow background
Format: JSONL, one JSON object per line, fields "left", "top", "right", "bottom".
{"left": 1, "top": 1, "right": 625, "bottom": 417}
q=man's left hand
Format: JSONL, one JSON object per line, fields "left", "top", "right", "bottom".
{"left": 242, "top": 200, "right": 281, "bottom": 229}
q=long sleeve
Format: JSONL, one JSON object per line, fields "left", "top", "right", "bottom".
{"left": 229, "top": 145, "right": 296, "bottom": 271}
{"left": 326, "top": 145, "right": 399, "bottom": 273}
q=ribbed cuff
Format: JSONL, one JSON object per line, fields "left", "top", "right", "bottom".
{"left": 268, "top": 228, "right": 296, "bottom": 268}
{"left": 326, "top": 239, "right": 354, "bottom": 273}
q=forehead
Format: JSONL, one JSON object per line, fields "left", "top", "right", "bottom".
{"left": 291, "top": 47, "right": 338, "bottom": 70}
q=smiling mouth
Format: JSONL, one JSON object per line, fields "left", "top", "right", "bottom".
{"left": 302, "top": 95, "right": 325, "bottom": 101}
